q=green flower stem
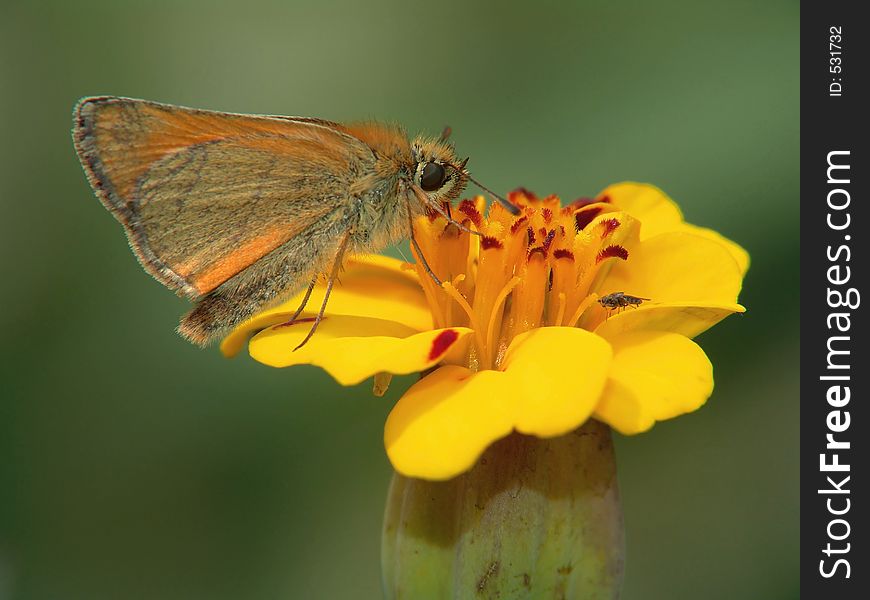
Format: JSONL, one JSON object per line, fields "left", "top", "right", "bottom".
{"left": 382, "top": 420, "right": 624, "bottom": 599}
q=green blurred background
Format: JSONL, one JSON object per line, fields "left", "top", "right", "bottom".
{"left": 0, "top": 0, "right": 798, "bottom": 598}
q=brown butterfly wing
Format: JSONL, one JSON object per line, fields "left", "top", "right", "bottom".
{"left": 73, "top": 96, "right": 376, "bottom": 299}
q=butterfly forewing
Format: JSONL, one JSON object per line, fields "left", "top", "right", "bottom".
{"left": 73, "top": 97, "right": 375, "bottom": 298}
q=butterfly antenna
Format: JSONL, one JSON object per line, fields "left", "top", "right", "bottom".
{"left": 470, "top": 174, "right": 520, "bottom": 215}
{"left": 451, "top": 161, "right": 520, "bottom": 215}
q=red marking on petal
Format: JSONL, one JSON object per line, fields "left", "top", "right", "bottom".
{"left": 574, "top": 207, "right": 603, "bottom": 231}
{"left": 527, "top": 226, "right": 536, "bottom": 245}
{"left": 458, "top": 200, "right": 483, "bottom": 228}
{"left": 541, "top": 229, "right": 556, "bottom": 253}
{"left": 559, "top": 225, "right": 566, "bottom": 236}
{"left": 542, "top": 208, "right": 553, "bottom": 223}
{"left": 562, "top": 199, "right": 593, "bottom": 216}
{"left": 425, "top": 206, "right": 440, "bottom": 221}
{"left": 553, "top": 248, "right": 574, "bottom": 260}
{"left": 596, "top": 244, "right": 629, "bottom": 263}
{"left": 598, "top": 194, "right": 612, "bottom": 204}
{"left": 428, "top": 329, "right": 459, "bottom": 360}
{"left": 568, "top": 197, "right": 596, "bottom": 210}
{"left": 480, "top": 236, "right": 504, "bottom": 250}
{"left": 599, "top": 218, "right": 621, "bottom": 238}
{"left": 510, "top": 215, "right": 529, "bottom": 235}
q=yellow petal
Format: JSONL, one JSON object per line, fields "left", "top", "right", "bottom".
{"left": 385, "top": 365, "right": 516, "bottom": 480}
{"left": 601, "top": 230, "right": 744, "bottom": 304}
{"left": 385, "top": 327, "right": 612, "bottom": 480}
{"left": 594, "top": 302, "right": 745, "bottom": 339}
{"left": 221, "top": 254, "right": 431, "bottom": 357}
{"left": 247, "top": 314, "right": 472, "bottom": 386}
{"left": 221, "top": 310, "right": 307, "bottom": 358}
{"left": 679, "top": 223, "right": 750, "bottom": 276}
{"left": 594, "top": 331, "right": 713, "bottom": 435}
{"left": 597, "top": 182, "right": 683, "bottom": 239}
{"left": 599, "top": 183, "right": 750, "bottom": 276}
{"left": 503, "top": 327, "right": 612, "bottom": 437}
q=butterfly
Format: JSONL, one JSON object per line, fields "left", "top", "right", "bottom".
{"left": 73, "top": 96, "right": 516, "bottom": 348}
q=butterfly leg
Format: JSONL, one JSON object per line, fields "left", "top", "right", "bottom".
{"left": 409, "top": 185, "right": 481, "bottom": 238}
{"left": 292, "top": 278, "right": 317, "bottom": 320}
{"left": 293, "top": 230, "right": 352, "bottom": 351}
{"left": 272, "top": 278, "right": 317, "bottom": 330}
{"left": 406, "top": 200, "right": 442, "bottom": 286}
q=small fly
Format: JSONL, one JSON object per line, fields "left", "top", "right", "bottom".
{"left": 598, "top": 291, "right": 650, "bottom": 316}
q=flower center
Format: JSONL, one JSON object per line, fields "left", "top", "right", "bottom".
{"left": 410, "top": 189, "right": 630, "bottom": 371}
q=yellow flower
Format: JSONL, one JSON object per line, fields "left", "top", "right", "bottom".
{"left": 223, "top": 182, "right": 748, "bottom": 480}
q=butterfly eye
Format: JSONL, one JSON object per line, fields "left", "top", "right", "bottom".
{"left": 420, "top": 162, "right": 447, "bottom": 191}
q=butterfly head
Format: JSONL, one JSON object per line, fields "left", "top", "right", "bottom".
{"left": 409, "top": 137, "right": 469, "bottom": 207}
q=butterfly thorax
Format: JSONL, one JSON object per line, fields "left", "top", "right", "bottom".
{"left": 345, "top": 127, "right": 468, "bottom": 253}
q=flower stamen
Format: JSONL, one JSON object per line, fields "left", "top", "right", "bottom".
{"left": 441, "top": 281, "right": 487, "bottom": 361}
{"left": 566, "top": 293, "right": 599, "bottom": 328}
{"left": 553, "top": 292, "right": 567, "bottom": 327}
{"left": 485, "top": 275, "right": 521, "bottom": 369}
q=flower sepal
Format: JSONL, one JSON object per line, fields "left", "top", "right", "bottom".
{"left": 382, "top": 420, "right": 624, "bottom": 599}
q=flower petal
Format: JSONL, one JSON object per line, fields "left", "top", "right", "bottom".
{"left": 594, "top": 301, "right": 745, "bottom": 339}
{"left": 598, "top": 182, "right": 683, "bottom": 239}
{"left": 503, "top": 327, "right": 612, "bottom": 437}
{"left": 221, "top": 254, "right": 431, "bottom": 357}
{"left": 679, "top": 223, "right": 750, "bottom": 276}
{"left": 384, "top": 327, "right": 612, "bottom": 480}
{"left": 600, "top": 230, "right": 744, "bottom": 304}
{"left": 385, "top": 365, "right": 516, "bottom": 480}
{"left": 594, "top": 331, "right": 713, "bottom": 435}
{"left": 600, "top": 183, "right": 750, "bottom": 276}
{"left": 247, "top": 314, "right": 472, "bottom": 385}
